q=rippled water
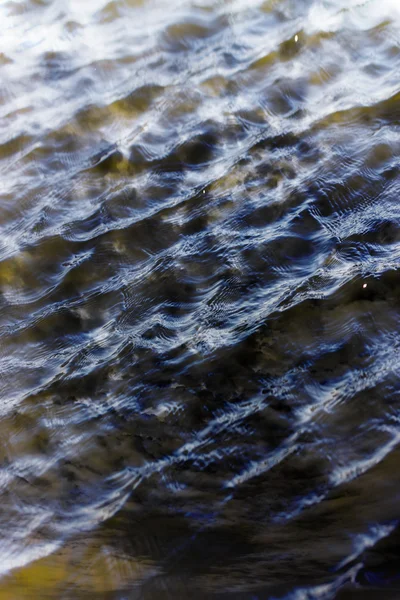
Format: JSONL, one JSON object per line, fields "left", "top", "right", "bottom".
{"left": 1, "top": 0, "right": 400, "bottom": 597}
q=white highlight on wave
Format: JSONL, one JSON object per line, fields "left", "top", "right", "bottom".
{"left": 275, "top": 563, "right": 361, "bottom": 600}
{"left": 335, "top": 521, "right": 398, "bottom": 571}
{"left": 330, "top": 425, "right": 400, "bottom": 487}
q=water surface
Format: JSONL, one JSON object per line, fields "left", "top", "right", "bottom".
{"left": 1, "top": 0, "right": 400, "bottom": 597}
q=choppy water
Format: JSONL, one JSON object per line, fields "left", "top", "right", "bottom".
{"left": 1, "top": 0, "right": 400, "bottom": 597}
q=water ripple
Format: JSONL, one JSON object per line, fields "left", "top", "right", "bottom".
{"left": 0, "top": 0, "right": 400, "bottom": 597}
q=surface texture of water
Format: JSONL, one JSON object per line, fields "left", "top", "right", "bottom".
{"left": 1, "top": 0, "right": 400, "bottom": 597}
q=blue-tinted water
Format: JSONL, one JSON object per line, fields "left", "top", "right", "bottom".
{"left": 0, "top": 0, "right": 400, "bottom": 597}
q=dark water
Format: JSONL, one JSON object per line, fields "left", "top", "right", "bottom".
{"left": 1, "top": 0, "right": 400, "bottom": 597}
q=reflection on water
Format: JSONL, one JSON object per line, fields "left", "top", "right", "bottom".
{"left": 0, "top": 0, "right": 400, "bottom": 597}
